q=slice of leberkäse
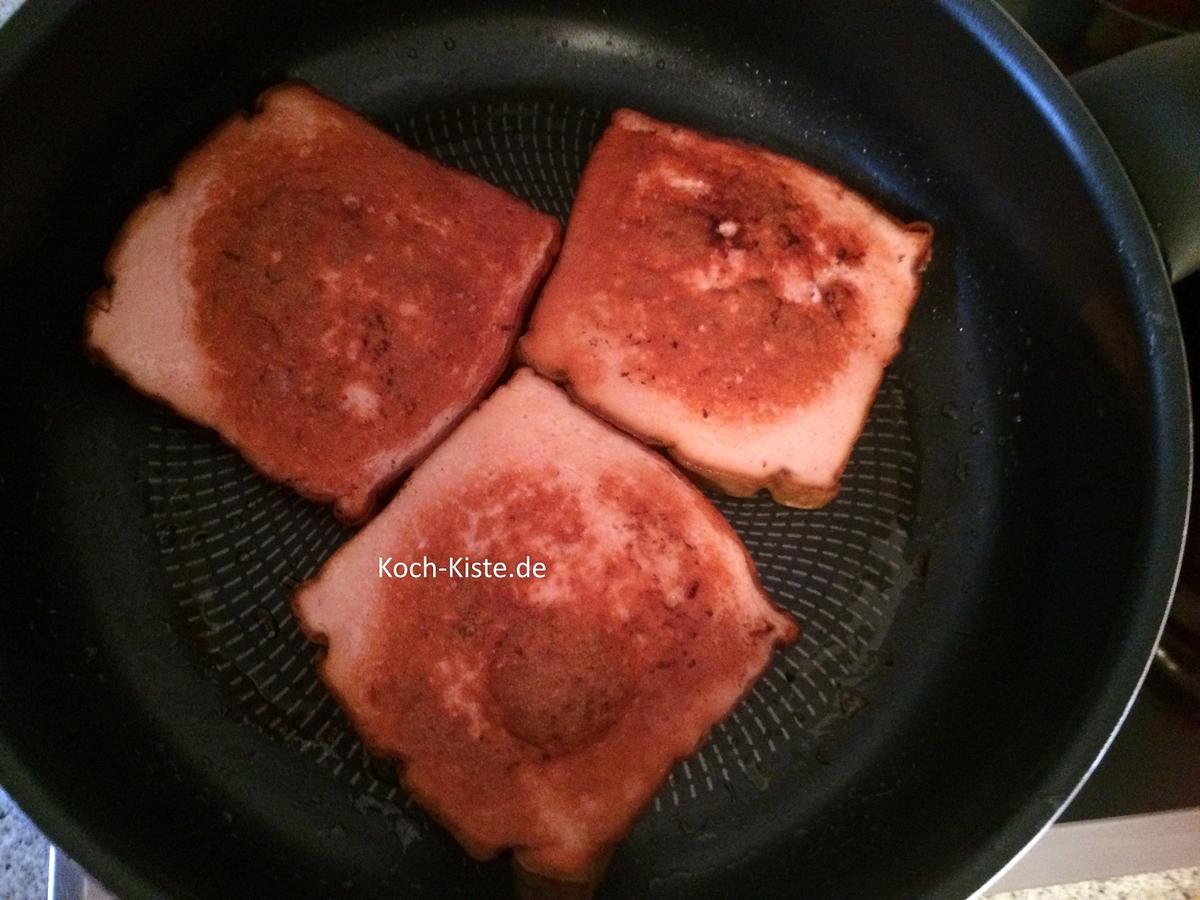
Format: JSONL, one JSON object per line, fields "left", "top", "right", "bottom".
{"left": 293, "top": 368, "right": 797, "bottom": 889}
{"left": 86, "top": 82, "right": 560, "bottom": 523}
{"left": 520, "top": 109, "right": 932, "bottom": 507}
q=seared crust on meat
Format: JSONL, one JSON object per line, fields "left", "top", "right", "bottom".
{"left": 520, "top": 109, "right": 931, "bottom": 508}
{"left": 292, "top": 369, "right": 796, "bottom": 885}
{"left": 85, "top": 82, "right": 560, "bottom": 522}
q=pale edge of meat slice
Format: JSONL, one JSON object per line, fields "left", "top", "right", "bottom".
{"left": 83, "top": 83, "right": 560, "bottom": 523}
{"left": 520, "top": 108, "right": 933, "bottom": 509}
{"left": 292, "top": 368, "right": 797, "bottom": 893}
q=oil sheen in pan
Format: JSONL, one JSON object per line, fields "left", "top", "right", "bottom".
{"left": 139, "top": 99, "right": 919, "bottom": 833}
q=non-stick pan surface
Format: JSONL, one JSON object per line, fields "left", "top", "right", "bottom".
{"left": 0, "top": 1, "right": 1189, "bottom": 898}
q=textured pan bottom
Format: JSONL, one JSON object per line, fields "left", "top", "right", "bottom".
{"left": 140, "top": 99, "right": 919, "bottom": 824}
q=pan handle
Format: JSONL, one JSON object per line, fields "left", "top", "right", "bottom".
{"left": 1070, "top": 33, "right": 1200, "bottom": 284}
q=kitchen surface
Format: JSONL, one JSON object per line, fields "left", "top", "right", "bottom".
{"left": 1, "top": 0, "right": 1198, "bottom": 897}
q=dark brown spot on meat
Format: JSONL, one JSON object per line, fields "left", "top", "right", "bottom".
{"left": 775, "top": 223, "right": 804, "bottom": 250}
{"left": 826, "top": 225, "right": 867, "bottom": 266}
{"left": 822, "top": 279, "right": 857, "bottom": 324}
{"left": 489, "top": 612, "right": 634, "bottom": 756}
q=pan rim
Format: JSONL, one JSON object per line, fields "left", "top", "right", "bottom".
{"left": 933, "top": 0, "right": 1192, "bottom": 897}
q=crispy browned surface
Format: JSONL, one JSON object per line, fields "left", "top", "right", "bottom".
{"left": 689, "top": 462, "right": 842, "bottom": 508}
{"left": 520, "top": 109, "right": 932, "bottom": 507}
{"left": 293, "top": 370, "right": 797, "bottom": 883}
{"left": 86, "top": 83, "right": 560, "bottom": 522}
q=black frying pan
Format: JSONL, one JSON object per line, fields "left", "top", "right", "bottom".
{"left": 0, "top": 2, "right": 1197, "bottom": 898}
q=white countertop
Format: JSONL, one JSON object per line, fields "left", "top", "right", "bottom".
{"left": 989, "top": 869, "right": 1200, "bottom": 900}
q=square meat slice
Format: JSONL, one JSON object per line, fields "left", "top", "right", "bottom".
{"left": 520, "top": 109, "right": 932, "bottom": 507}
{"left": 293, "top": 368, "right": 797, "bottom": 889}
{"left": 86, "top": 83, "right": 560, "bottom": 522}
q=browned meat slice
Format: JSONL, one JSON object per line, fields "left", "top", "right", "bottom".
{"left": 520, "top": 109, "right": 932, "bottom": 507}
{"left": 86, "top": 83, "right": 560, "bottom": 522}
{"left": 293, "top": 368, "right": 796, "bottom": 890}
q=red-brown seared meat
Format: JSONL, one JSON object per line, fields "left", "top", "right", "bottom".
{"left": 519, "top": 109, "right": 932, "bottom": 508}
{"left": 85, "top": 83, "right": 560, "bottom": 523}
{"left": 292, "top": 369, "right": 796, "bottom": 889}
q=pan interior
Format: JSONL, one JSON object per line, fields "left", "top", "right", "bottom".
{"left": 144, "top": 99, "right": 923, "bottom": 831}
